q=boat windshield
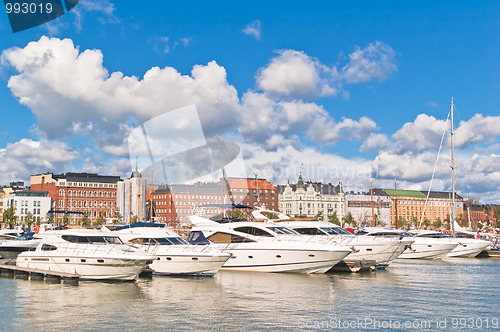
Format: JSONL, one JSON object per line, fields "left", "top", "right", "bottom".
{"left": 155, "top": 237, "right": 189, "bottom": 245}
{"left": 416, "top": 233, "right": 450, "bottom": 238}
{"left": 62, "top": 235, "right": 124, "bottom": 244}
{"left": 320, "top": 227, "right": 352, "bottom": 235}
{"left": 265, "top": 226, "right": 299, "bottom": 235}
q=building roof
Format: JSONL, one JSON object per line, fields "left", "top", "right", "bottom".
{"left": 382, "top": 189, "right": 427, "bottom": 198}
{"left": 381, "top": 188, "right": 464, "bottom": 200}
{"left": 53, "top": 172, "right": 121, "bottom": 183}
{"left": 278, "top": 181, "right": 342, "bottom": 195}
{"left": 228, "top": 178, "right": 276, "bottom": 191}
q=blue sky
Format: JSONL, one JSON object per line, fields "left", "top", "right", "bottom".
{"left": 0, "top": 1, "right": 499, "bottom": 202}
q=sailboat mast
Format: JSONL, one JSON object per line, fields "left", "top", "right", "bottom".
{"left": 450, "top": 98, "right": 456, "bottom": 237}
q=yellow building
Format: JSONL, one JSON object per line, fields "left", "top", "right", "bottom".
{"left": 377, "top": 189, "right": 463, "bottom": 226}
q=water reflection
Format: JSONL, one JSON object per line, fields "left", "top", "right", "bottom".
{"left": 0, "top": 258, "right": 498, "bottom": 331}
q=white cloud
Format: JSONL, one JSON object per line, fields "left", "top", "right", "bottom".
{"left": 256, "top": 50, "right": 333, "bottom": 99}
{"left": 241, "top": 143, "right": 372, "bottom": 192}
{"left": 0, "top": 139, "right": 78, "bottom": 183}
{"left": 240, "top": 92, "right": 376, "bottom": 147}
{"left": 2, "top": 36, "right": 240, "bottom": 154}
{"left": 360, "top": 133, "right": 391, "bottom": 151}
{"left": 455, "top": 114, "right": 500, "bottom": 148}
{"left": 392, "top": 114, "right": 448, "bottom": 153}
{"left": 255, "top": 42, "right": 397, "bottom": 99}
{"left": 339, "top": 41, "right": 397, "bottom": 84}
{"left": 71, "top": 0, "right": 118, "bottom": 31}
{"left": 242, "top": 20, "right": 262, "bottom": 40}
{"left": 309, "top": 116, "right": 377, "bottom": 145}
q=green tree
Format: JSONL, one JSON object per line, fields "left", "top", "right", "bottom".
{"left": 397, "top": 217, "right": 406, "bottom": 229}
{"left": 46, "top": 212, "right": 54, "bottom": 225}
{"left": 94, "top": 216, "right": 105, "bottom": 227}
{"left": 422, "top": 217, "right": 431, "bottom": 228}
{"left": 24, "top": 211, "right": 34, "bottom": 232}
{"left": 314, "top": 211, "right": 324, "bottom": 221}
{"left": 232, "top": 210, "right": 245, "bottom": 219}
{"left": 342, "top": 212, "right": 355, "bottom": 227}
{"left": 373, "top": 214, "right": 381, "bottom": 226}
{"left": 3, "top": 206, "right": 17, "bottom": 228}
{"left": 112, "top": 210, "right": 123, "bottom": 225}
{"left": 433, "top": 217, "right": 442, "bottom": 229}
{"left": 329, "top": 212, "right": 340, "bottom": 226}
{"left": 130, "top": 215, "right": 138, "bottom": 224}
{"left": 62, "top": 213, "right": 70, "bottom": 225}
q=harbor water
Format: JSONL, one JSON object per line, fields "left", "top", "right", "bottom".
{"left": 0, "top": 258, "right": 498, "bottom": 331}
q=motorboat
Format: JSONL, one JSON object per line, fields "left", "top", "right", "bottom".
{"left": 277, "top": 220, "right": 406, "bottom": 270}
{"left": 355, "top": 227, "right": 415, "bottom": 264}
{"left": 0, "top": 232, "right": 39, "bottom": 260}
{"left": 446, "top": 231, "right": 491, "bottom": 258}
{"left": 188, "top": 215, "right": 353, "bottom": 274}
{"left": 401, "top": 230, "right": 459, "bottom": 259}
{"left": 16, "top": 229, "right": 154, "bottom": 281}
{"left": 115, "top": 222, "right": 231, "bottom": 276}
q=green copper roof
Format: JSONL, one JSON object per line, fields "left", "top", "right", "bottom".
{"left": 383, "top": 189, "right": 426, "bottom": 198}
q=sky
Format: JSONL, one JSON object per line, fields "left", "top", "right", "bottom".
{"left": 0, "top": 1, "right": 499, "bottom": 202}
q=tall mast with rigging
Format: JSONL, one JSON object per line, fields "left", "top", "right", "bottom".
{"left": 450, "top": 98, "right": 456, "bottom": 237}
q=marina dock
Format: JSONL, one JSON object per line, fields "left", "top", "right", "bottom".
{"left": 0, "top": 259, "right": 80, "bottom": 282}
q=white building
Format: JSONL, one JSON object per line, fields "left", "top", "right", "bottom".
{"left": 116, "top": 171, "right": 146, "bottom": 224}
{"left": 3, "top": 190, "right": 52, "bottom": 226}
{"left": 345, "top": 192, "right": 392, "bottom": 227}
{"left": 278, "top": 175, "right": 345, "bottom": 222}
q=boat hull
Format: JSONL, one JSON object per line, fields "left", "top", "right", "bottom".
{"left": 399, "top": 241, "right": 458, "bottom": 259}
{"left": 212, "top": 246, "right": 351, "bottom": 273}
{"left": 447, "top": 239, "right": 491, "bottom": 258}
{"left": 149, "top": 254, "right": 230, "bottom": 276}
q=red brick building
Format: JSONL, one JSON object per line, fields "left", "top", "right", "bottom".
{"left": 227, "top": 178, "right": 278, "bottom": 210}
{"left": 30, "top": 172, "right": 121, "bottom": 223}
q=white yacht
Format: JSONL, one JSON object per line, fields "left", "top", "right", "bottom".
{"left": 355, "top": 227, "right": 415, "bottom": 263}
{"left": 277, "top": 220, "right": 406, "bottom": 269}
{"left": 115, "top": 223, "right": 231, "bottom": 276}
{"left": 401, "top": 230, "right": 459, "bottom": 259}
{"left": 188, "top": 215, "right": 353, "bottom": 274}
{"left": 0, "top": 232, "right": 39, "bottom": 259}
{"left": 16, "top": 229, "right": 154, "bottom": 281}
{"left": 447, "top": 232, "right": 491, "bottom": 258}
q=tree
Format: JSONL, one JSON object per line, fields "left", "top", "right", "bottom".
{"left": 94, "top": 216, "right": 105, "bottom": 227}
{"left": 397, "top": 217, "right": 406, "bottom": 229}
{"left": 46, "top": 212, "right": 54, "bottom": 225}
{"left": 314, "top": 211, "right": 324, "bottom": 221}
{"left": 433, "top": 217, "right": 442, "bottom": 229}
{"left": 131, "top": 215, "right": 138, "bottom": 224}
{"left": 113, "top": 210, "right": 123, "bottom": 225}
{"left": 329, "top": 212, "right": 340, "bottom": 226}
{"left": 422, "top": 217, "right": 431, "bottom": 228}
{"left": 3, "top": 206, "right": 17, "bottom": 228}
{"left": 232, "top": 210, "right": 245, "bottom": 219}
{"left": 24, "top": 211, "right": 34, "bottom": 232}
{"left": 62, "top": 214, "right": 70, "bottom": 225}
{"left": 373, "top": 214, "right": 381, "bottom": 226}
{"left": 342, "top": 212, "right": 355, "bottom": 228}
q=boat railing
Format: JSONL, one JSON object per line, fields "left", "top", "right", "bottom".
{"left": 37, "top": 242, "right": 144, "bottom": 257}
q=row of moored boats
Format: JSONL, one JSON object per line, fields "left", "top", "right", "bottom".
{"left": 0, "top": 207, "right": 492, "bottom": 281}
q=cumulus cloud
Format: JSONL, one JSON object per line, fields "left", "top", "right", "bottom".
{"left": 455, "top": 114, "right": 500, "bottom": 148}
{"left": 309, "top": 116, "right": 377, "bottom": 145}
{"left": 240, "top": 92, "right": 377, "bottom": 147}
{"left": 0, "top": 139, "right": 78, "bottom": 183}
{"left": 2, "top": 36, "right": 240, "bottom": 154}
{"left": 392, "top": 114, "right": 448, "bottom": 153}
{"left": 242, "top": 20, "right": 262, "bottom": 40}
{"left": 338, "top": 41, "right": 397, "bottom": 83}
{"left": 241, "top": 143, "right": 372, "bottom": 192}
{"left": 256, "top": 50, "right": 333, "bottom": 99}
{"left": 360, "top": 133, "right": 391, "bottom": 152}
{"left": 255, "top": 41, "right": 397, "bottom": 99}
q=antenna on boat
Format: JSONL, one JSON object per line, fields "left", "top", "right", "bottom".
{"left": 450, "top": 97, "right": 456, "bottom": 238}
